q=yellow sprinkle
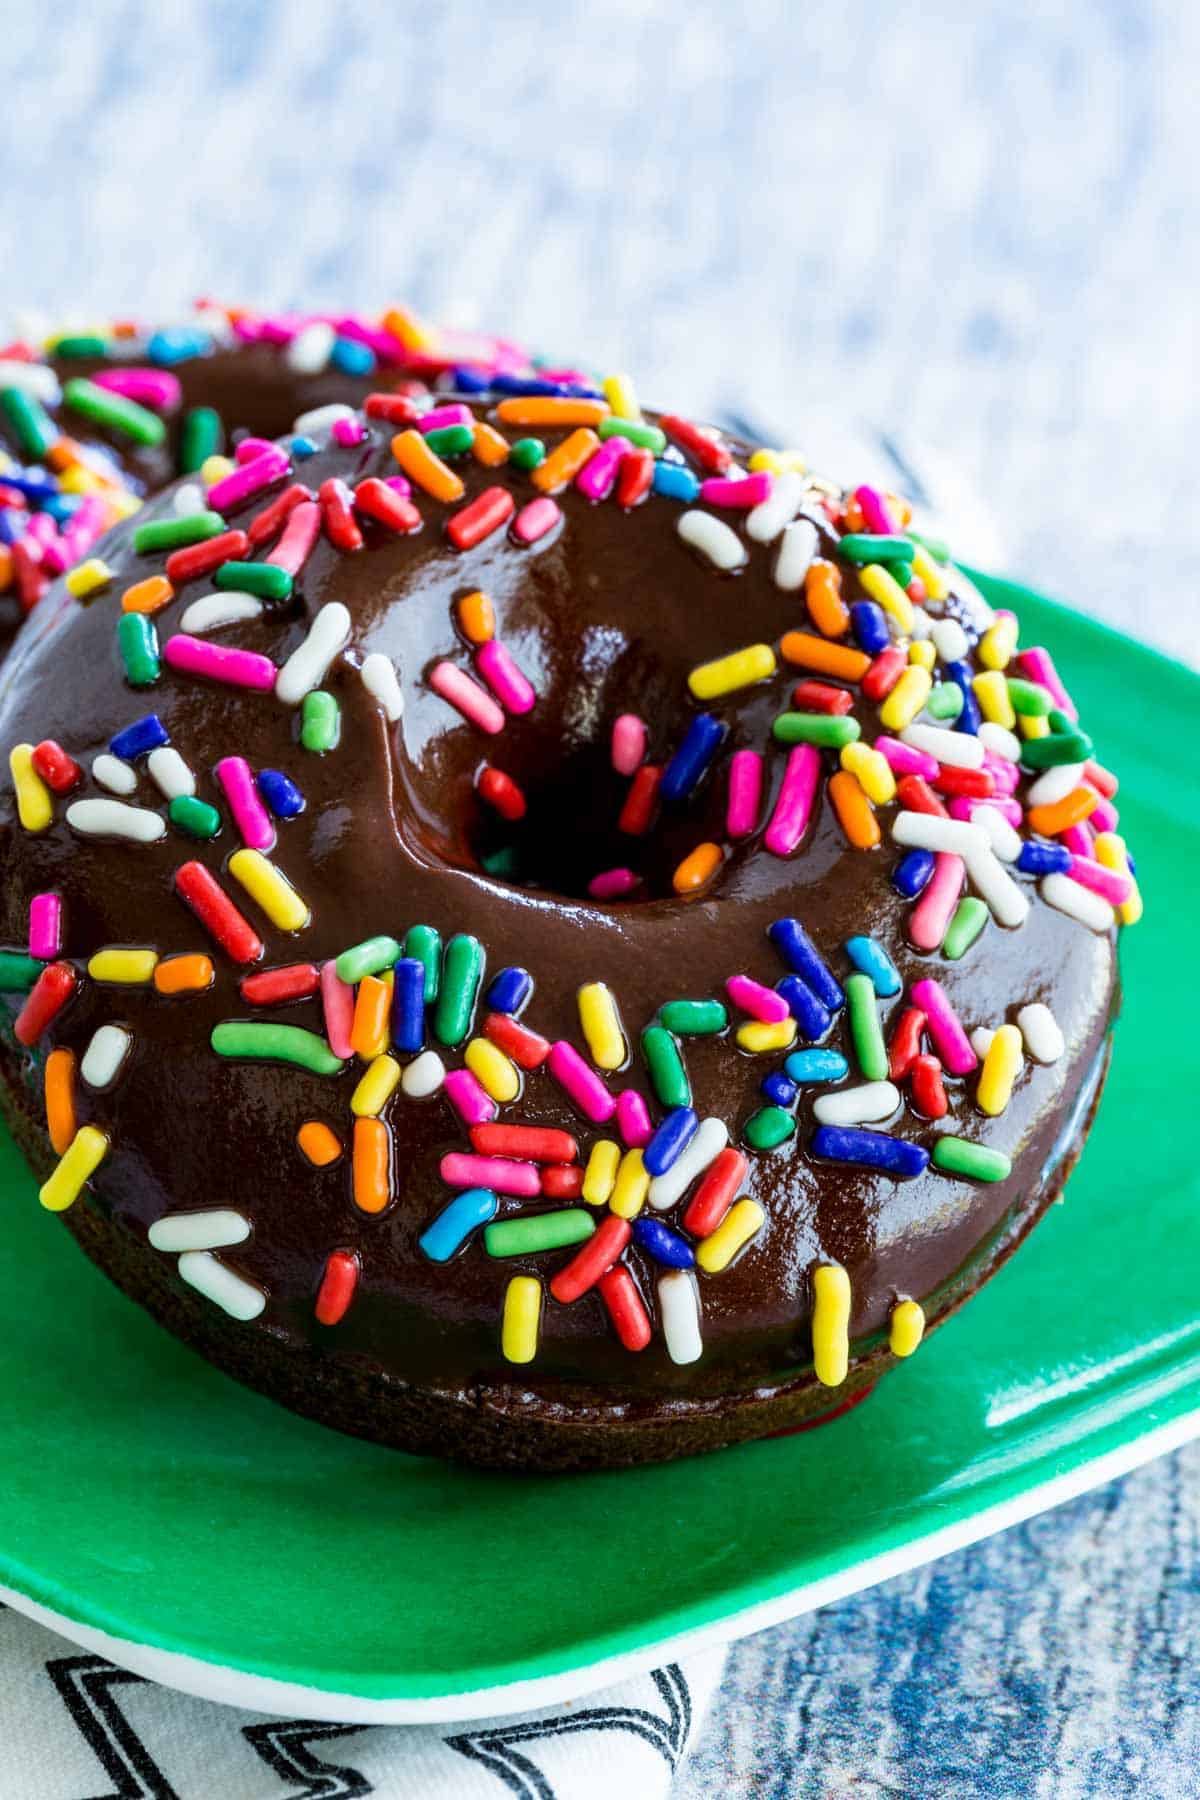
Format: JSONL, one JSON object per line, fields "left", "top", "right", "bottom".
{"left": 1094, "top": 831, "right": 1143, "bottom": 925}
{"left": 65, "top": 557, "right": 113, "bottom": 599}
{"left": 610, "top": 1148, "right": 649, "bottom": 1219}
{"left": 9, "top": 744, "right": 52, "bottom": 833}
{"left": 227, "top": 849, "right": 311, "bottom": 931}
{"left": 811, "top": 1262, "right": 852, "bottom": 1386}
{"left": 908, "top": 639, "right": 936, "bottom": 671}
{"left": 736, "top": 1018, "right": 797, "bottom": 1054}
{"left": 695, "top": 1198, "right": 764, "bottom": 1273}
{"left": 501, "top": 1275, "right": 542, "bottom": 1364}
{"left": 878, "top": 665, "right": 932, "bottom": 732}
{"left": 840, "top": 741, "right": 896, "bottom": 805}
{"left": 57, "top": 464, "right": 104, "bottom": 496}
{"left": 583, "top": 1138, "right": 620, "bottom": 1206}
{"left": 39, "top": 1123, "right": 108, "bottom": 1212}
{"left": 577, "top": 981, "right": 627, "bottom": 1072}
{"left": 979, "top": 614, "right": 1019, "bottom": 670}
{"left": 200, "top": 453, "right": 235, "bottom": 490}
{"left": 1019, "top": 711, "right": 1050, "bottom": 739}
{"left": 857, "top": 562, "right": 914, "bottom": 634}
{"left": 889, "top": 1298, "right": 926, "bottom": 1358}
{"left": 351, "top": 1053, "right": 402, "bottom": 1118}
{"left": 687, "top": 642, "right": 776, "bottom": 700}
{"left": 603, "top": 372, "right": 641, "bottom": 420}
{"left": 107, "top": 490, "right": 143, "bottom": 522}
{"left": 977, "top": 1023, "right": 1023, "bottom": 1116}
{"left": 464, "top": 1035, "right": 521, "bottom": 1102}
{"left": 87, "top": 947, "right": 159, "bottom": 985}
{"left": 748, "top": 448, "right": 782, "bottom": 474}
{"left": 972, "top": 669, "right": 1016, "bottom": 728}
{"left": 911, "top": 544, "right": 948, "bottom": 601}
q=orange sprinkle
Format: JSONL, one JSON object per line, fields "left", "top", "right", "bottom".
{"left": 45, "top": 1047, "right": 76, "bottom": 1155}
{"left": 121, "top": 574, "right": 174, "bottom": 615}
{"left": 45, "top": 436, "right": 85, "bottom": 473}
{"left": 353, "top": 1116, "right": 391, "bottom": 1214}
{"left": 1028, "top": 787, "right": 1099, "bottom": 837}
{"left": 297, "top": 1120, "right": 343, "bottom": 1167}
{"left": 828, "top": 770, "right": 880, "bottom": 849}
{"left": 471, "top": 421, "right": 510, "bottom": 467}
{"left": 382, "top": 305, "right": 434, "bottom": 352}
{"left": 496, "top": 397, "right": 609, "bottom": 429}
{"left": 842, "top": 497, "right": 865, "bottom": 532}
{"left": 804, "top": 559, "right": 850, "bottom": 637}
{"left": 457, "top": 590, "right": 495, "bottom": 644}
{"left": 779, "top": 631, "right": 871, "bottom": 682}
{"left": 153, "top": 953, "right": 215, "bottom": 996}
{"left": 532, "top": 428, "right": 601, "bottom": 494}
{"left": 0, "top": 546, "right": 11, "bottom": 593}
{"left": 350, "top": 973, "right": 391, "bottom": 1059}
{"left": 672, "top": 841, "right": 723, "bottom": 895}
{"left": 391, "top": 429, "right": 464, "bottom": 504}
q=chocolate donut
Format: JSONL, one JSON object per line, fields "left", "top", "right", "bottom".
{"left": 0, "top": 353, "right": 1138, "bottom": 1470}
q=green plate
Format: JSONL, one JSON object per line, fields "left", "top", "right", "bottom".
{"left": 1, "top": 575, "right": 1197, "bottom": 1723}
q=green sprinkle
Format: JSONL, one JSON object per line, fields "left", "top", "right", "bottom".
{"left": 211, "top": 1020, "right": 344, "bottom": 1075}
{"left": 168, "top": 795, "right": 221, "bottom": 838}
{"left": 927, "top": 681, "right": 964, "bottom": 721}
{"left": 481, "top": 844, "right": 522, "bottom": 878}
{"left": 335, "top": 935, "right": 402, "bottom": 985}
{"left": 659, "top": 998, "right": 728, "bottom": 1036}
{"left": 835, "top": 533, "right": 915, "bottom": 565}
{"left": 909, "top": 529, "right": 951, "bottom": 563}
{"left": 214, "top": 561, "right": 293, "bottom": 600}
{"left": 1005, "top": 677, "right": 1053, "bottom": 717}
{"left": 484, "top": 1209, "right": 595, "bottom": 1258}
{"left": 508, "top": 437, "right": 546, "bottom": 471}
{"left": 435, "top": 933, "right": 485, "bottom": 1046}
{"left": 889, "top": 561, "right": 914, "bottom": 591}
{"left": 133, "top": 511, "right": 224, "bottom": 555}
{"left": 744, "top": 1105, "right": 796, "bottom": 1150}
{"left": 0, "top": 387, "right": 56, "bottom": 460}
{"left": 423, "top": 424, "right": 474, "bottom": 458}
{"left": 62, "top": 377, "right": 165, "bottom": 447}
{"left": 1020, "top": 729, "right": 1093, "bottom": 770}
{"left": 641, "top": 1025, "right": 691, "bottom": 1109}
{"left": 598, "top": 416, "right": 667, "bottom": 453}
{"left": 932, "top": 1136, "right": 1012, "bottom": 1182}
{"left": 179, "top": 406, "right": 223, "bottom": 474}
{"left": 942, "top": 896, "right": 989, "bottom": 960}
{"left": 117, "top": 612, "right": 160, "bottom": 687}
{"left": 301, "top": 691, "right": 340, "bottom": 752}
{"left": 50, "top": 334, "right": 109, "bottom": 359}
{"left": 0, "top": 951, "right": 43, "bottom": 991}
{"left": 405, "top": 925, "right": 441, "bottom": 1001}
{"left": 772, "top": 712, "right": 861, "bottom": 749}
{"left": 846, "top": 972, "right": 888, "bottom": 1081}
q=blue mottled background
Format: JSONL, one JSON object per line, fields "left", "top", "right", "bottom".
{"left": 3, "top": 0, "right": 1198, "bottom": 1791}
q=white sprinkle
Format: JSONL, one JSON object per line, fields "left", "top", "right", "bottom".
{"left": 173, "top": 482, "right": 206, "bottom": 516}
{"left": 648, "top": 1116, "right": 728, "bottom": 1211}
{"left": 177, "top": 1251, "right": 266, "bottom": 1321}
{"left": 967, "top": 844, "right": 1030, "bottom": 927}
{"left": 275, "top": 602, "right": 353, "bottom": 705}
{"left": 1017, "top": 1002, "right": 1065, "bottom": 1064}
{"left": 0, "top": 360, "right": 59, "bottom": 402}
{"left": 677, "top": 509, "right": 747, "bottom": 573}
{"left": 66, "top": 798, "right": 165, "bottom": 843}
{"left": 659, "top": 1270, "right": 703, "bottom": 1365}
{"left": 1041, "top": 873, "right": 1115, "bottom": 933}
{"left": 292, "top": 401, "right": 355, "bottom": 437}
{"left": 81, "top": 1023, "right": 132, "bottom": 1090}
{"left": 908, "top": 607, "right": 932, "bottom": 641}
{"left": 285, "top": 321, "right": 335, "bottom": 375}
{"left": 360, "top": 651, "right": 404, "bottom": 721}
{"left": 900, "top": 723, "right": 986, "bottom": 770}
{"left": 149, "top": 1209, "right": 250, "bottom": 1252}
{"left": 746, "top": 470, "right": 804, "bottom": 544}
{"left": 973, "top": 806, "right": 1022, "bottom": 863}
{"left": 930, "top": 618, "right": 969, "bottom": 663}
{"left": 147, "top": 746, "right": 195, "bottom": 800}
{"left": 813, "top": 1081, "right": 901, "bottom": 1127}
{"left": 970, "top": 1026, "right": 996, "bottom": 1058}
{"left": 180, "top": 591, "right": 263, "bottom": 635}
{"left": 401, "top": 1049, "right": 446, "bottom": 1098}
{"left": 1027, "top": 762, "right": 1088, "bottom": 807}
{"left": 772, "top": 517, "right": 818, "bottom": 590}
{"left": 892, "top": 812, "right": 988, "bottom": 859}
{"left": 91, "top": 754, "right": 137, "bottom": 796}
{"left": 978, "top": 721, "right": 1022, "bottom": 763}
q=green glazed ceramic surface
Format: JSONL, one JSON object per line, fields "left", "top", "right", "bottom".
{"left": 0, "top": 574, "right": 1195, "bottom": 1709}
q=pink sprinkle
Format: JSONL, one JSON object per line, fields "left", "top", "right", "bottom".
{"left": 909, "top": 853, "right": 964, "bottom": 951}
{"left": 441, "top": 1151, "right": 538, "bottom": 1194}
{"left": 699, "top": 472, "right": 773, "bottom": 509}
{"left": 1068, "top": 855, "right": 1133, "bottom": 906}
{"left": 616, "top": 1089, "right": 654, "bottom": 1148}
{"left": 1086, "top": 794, "right": 1119, "bottom": 833}
{"left": 589, "top": 867, "right": 639, "bottom": 900}
{"left": 443, "top": 1071, "right": 498, "bottom": 1128}
{"left": 163, "top": 634, "right": 277, "bottom": 691}
{"left": 948, "top": 796, "right": 1022, "bottom": 827}
{"left": 726, "top": 974, "right": 789, "bottom": 1024}
{"left": 28, "top": 892, "right": 61, "bottom": 960}
{"left": 207, "top": 446, "right": 290, "bottom": 514}
{"left": 1060, "top": 822, "right": 1094, "bottom": 857}
{"left": 91, "top": 368, "right": 181, "bottom": 411}
{"left": 547, "top": 1040, "right": 617, "bottom": 1123}
{"left": 384, "top": 475, "right": 413, "bottom": 499}
{"left": 331, "top": 416, "right": 367, "bottom": 448}
{"left": 320, "top": 962, "right": 355, "bottom": 1060}
{"left": 982, "top": 752, "right": 1020, "bottom": 795}
{"left": 853, "top": 483, "right": 899, "bottom": 534}
{"left": 726, "top": 749, "right": 764, "bottom": 838}
{"left": 575, "top": 436, "right": 631, "bottom": 502}
{"left": 611, "top": 714, "right": 646, "bottom": 776}
{"left": 267, "top": 500, "right": 321, "bottom": 577}
{"left": 1017, "top": 646, "right": 1077, "bottom": 720}
{"left": 26, "top": 513, "right": 56, "bottom": 548}
{"left": 910, "top": 977, "right": 977, "bottom": 1075}
{"left": 876, "top": 735, "right": 939, "bottom": 779}
{"left": 475, "top": 640, "right": 536, "bottom": 714}
{"left": 418, "top": 404, "right": 472, "bottom": 433}
{"left": 430, "top": 661, "right": 504, "bottom": 734}
{"left": 215, "top": 756, "right": 275, "bottom": 851}
{"left": 38, "top": 534, "right": 68, "bottom": 576}
{"left": 235, "top": 437, "right": 276, "bottom": 465}
{"left": 764, "top": 744, "right": 820, "bottom": 857}
{"left": 512, "top": 497, "right": 561, "bottom": 546}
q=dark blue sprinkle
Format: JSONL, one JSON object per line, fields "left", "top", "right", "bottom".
{"left": 660, "top": 714, "right": 725, "bottom": 804}
{"left": 147, "top": 327, "right": 212, "bottom": 366}
{"left": 391, "top": 957, "right": 427, "bottom": 1054}
{"left": 643, "top": 1107, "right": 699, "bottom": 1176}
{"left": 331, "top": 336, "right": 376, "bottom": 376}
{"left": 492, "top": 373, "right": 575, "bottom": 398}
{"left": 761, "top": 1072, "right": 799, "bottom": 1108}
{"left": 0, "top": 511, "right": 23, "bottom": 545}
{"left": 893, "top": 848, "right": 936, "bottom": 897}
{"left": 4, "top": 474, "right": 58, "bottom": 506}
{"left": 652, "top": 460, "right": 701, "bottom": 504}
{"left": 257, "top": 769, "right": 305, "bottom": 819}
{"left": 776, "top": 975, "right": 834, "bottom": 1041}
{"left": 1017, "top": 840, "right": 1072, "bottom": 875}
{"left": 850, "top": 600, "right": 890, "bottom": 655}
{"left": 944, "top": 660, "right": 982, "bottom": 734}
{"left": 767, "top": 918, "right": 844, "bottom": 1012}
{"left": 485, "top": 965, "right": 533, "bottom": 1015}
{"left": 633, "top": 1217, "right": 695, "bottom": 1268}
{"left": 812, "top": 1126, "right": 929, "bottom": 1177}
{"left": 110, "top": 714, "right": 168, "bottom": 760}
{"left": 451, "top": 365, "right": 493, "bottom": 394}
{"left": 289, "top": 435, "right": 318, "bottom": 460}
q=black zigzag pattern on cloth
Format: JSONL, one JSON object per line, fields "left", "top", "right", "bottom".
{"left": 45, "top": 1655, "right": 179, "bottom": 1800}
{"left": 240, "top": 1719, "right": 373, "bottom": 1799}
{"left": 444, "top": 1664, "right": 692, "bottom": 1800}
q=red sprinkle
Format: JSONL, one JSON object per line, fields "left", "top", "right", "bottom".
{"left": 14, "top": 960, "right": 76, "bottom": 1045}
{"left": 930, "top": 764, "right": 995, "bottom": 799}
{"left": 682, "top": 1147, "right": 747, "bottom": 1238}
{"left": 239, "top": 962, "right": 321, "bottom": 1006}
{"left": 542, "top": 1165, "right": 585, "bottom": 1199}
{"left": 618, "top": 763, "right": 662, "bottom": 836}
{"left": 598, "top": 1263, "right": 652, "bottom": 1351}
{"left": 315, "top": 1249, "right": 359, "bottom": 1326}
{"left": 910, "top": 1053, "right": 948, "bottom": 1119}
{"left": 888, "top": 1006, "right": 928, "bottom": 1081}
{"left": 165, "top": 529, "right": 248, "bottom": 585}
{"left": 470, "top": 1124, "right": 577, "bottom": 1163}
{"left": 477, "top": 766, "right": 526, "bottom": 821}
{"left": 13, "top": 540, "right": 48, "bottom": 612}
{"left": 862, "top": 646, "right": 908, "bottom": 701}
{"left": 791, "top": 680, "right": 853, "bottom": 715}
{"left": 1085, "top": 758, "right": 1119, "bottom": 799}
{"left": 247, "top": 483, "right": 315, "bottom": 549}
{"left": 484, "top": 1011, "right": 551, "bottom": 1070}
{"left": 896, "top": 775, "right": 949, "bottom": 818}
{"left": 318, "top": 478, "right": 363, "bottom": 553}
{"left": 446, "top": 485, "right": 514, "bottom": 551}
{"left": 354, "top": 477, "right": 421, "bottom": 534}
{"left": 31, "top": 739, "right": 82, "bottom": 794}
{"left": 364, "top": 392, "right": 423, "bottom": 426}
{"left": 174, "top": 861, "right": 263, "bottom": 965}
{"left": 550, "top": 1215, "right": 631, "bottom": 1304}
{"left": 615, "top": 447, "right": 654, "bottom": 508}
{"left": 660, "top": 414, "right": 731, "bottom": 475}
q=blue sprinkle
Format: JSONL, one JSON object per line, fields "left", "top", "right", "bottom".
{"left": 110, "top": 713, "right": 168, "bottom": 760}
{"left": 289, "top": 435, "right": 318, "bottom": 460}
{"left": 761, "top": 1072, "right": 799, "bottom": 1108}
{"left": 785, "top": 1048, "right": 850, "bottom": 1084}
{"left": 776, "top": 976, "right": 833, "bottom": 1042}
{"left": 43, "top": 494, "right": 82, "bottom": 526}
{"left": 391, "top": 957, "right": 427, "bottom": 1054}
{"left": 147, "top": 327, "right": 212, "bottom": 366}
{"left": 893, "top": 848, "right": 936, "bottom": 898}
{"left": 4, "top": 473, "right": 58, "bottom": 506}
{"left": 633, "top": 1217, "right": 695, "bottom": 1268}
{"left": 660, "top": 714, "right": 725, "bottom": 804}
{"left": 0, "top": 511, "right": 24, "bottom": 545}
{"left": 418, "top": 1188, "right": 497, "bottom": 1262}
{"left": 1017, "top": 841, "right": 1072, "bottom": 876}
{"left": 643, "top": 1107, "right": 699, "bottom": 1177}
{"left": 767, "top": 918, "right": 844, "bottom": 1012}
{"left": 257, "top": 769, "right": 305, "bottom": 819}
{"left": 485, "top": 966, "right": 533, "bottom": 1015}
{"left": 812, "top": 1126, "right": 929, "bottom": 1177}
{"left": 850, "top": 600, "right": 890, "bottom": 655}
{"left": 652, "top": 460, "right": 701, "bottom": 504}
{"left": 844, "top": 934, "right": 902, "bottom": 997}
{"left": 331, "top": 336, "right": 376, "bottom": 376}
{"left": 944, "top": 660, "right": 982, "bottom": 734}
{"left": 451, "top": 364, "right": 493, "bottom": 394}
